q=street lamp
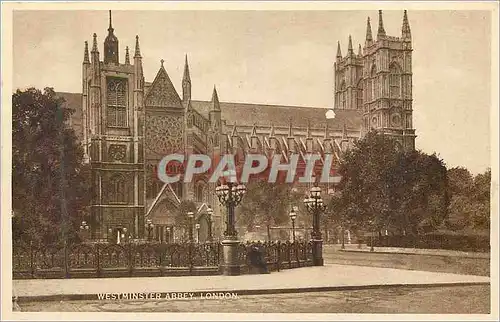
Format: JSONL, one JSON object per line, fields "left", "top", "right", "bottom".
{"left": 195, "top": 223, "right": 201, "bottom": 243}
{"left": 289, "top": 207, "right": 297, "bottom": 243}
{"left": 215, "top": 180, "right": 247, "bottom": 275}
{"left": 187, "top": 211, "right": 194, "bottom": 243}
{"left": 145, "top": 218, "right": 154, "bottom": 241}
{"left": 166, "top": 227, "right": 171, "bottom": 243}
{"left": 369, "top": 219, "right": 375, "bottom": 252}
{"left": 206, "top": 206, "right": 213, "bottom": 242}
{"left": 122, "top": 227, "right": 128, "bottom": 243}
{"left": 303, "top": 186, "right": 327, "bottom": 266}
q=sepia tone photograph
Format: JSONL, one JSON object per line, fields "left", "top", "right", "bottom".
{"left": 2, "top": 1, "right": 498, "bottom": 320}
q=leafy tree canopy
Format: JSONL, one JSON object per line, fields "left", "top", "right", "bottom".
{"left": 12, "top": 87, "right": 90, "bottom": 245}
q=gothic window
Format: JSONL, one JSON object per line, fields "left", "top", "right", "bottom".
{"left": 390, "top": 63, "right": 402, "bottom": 99}
{"left": 356, "top": 79, "right": 364, "bottom": 109}
{"left": 107, "top": 78, "right": 128, "bottom": 127}
{"left": 109, "top": 174, "right": 126, "bottom": 203}
{"left": 339, "top": 81, "right": 346, "bottom": 109}
{"left": 370, "top": 65, "right": 377, "bottom": 101}
{"left": 195, "top": 184, "right": 204, "bottom": 202}
{"left": 173, "top": 182, "right": 183, "bottom": 198}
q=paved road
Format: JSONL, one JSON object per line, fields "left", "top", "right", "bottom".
{"left": 17, "top": 285, "right": 490, "bottom": 314}
{"left": 13, "top": 264, "right": 490, "bottom": 299}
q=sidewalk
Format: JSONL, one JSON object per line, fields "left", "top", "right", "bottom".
{"left": 13, "top": 264, "right": 490, "bottom": 302}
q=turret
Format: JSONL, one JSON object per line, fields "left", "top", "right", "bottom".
{"left": 347, "top": 35, "right": 354, "bottom": 56}
{"left": 377, "top": 10, "right": 386, "bottom": 39}
{"left": 365, "top": 17, "right": 373, "bottom": 47}
{"left": 125, "top": 46, "right": 130, "bottom": 65}
{"left": 336, "top": 41, "right": 342, "bottom": 60}
{"left": 402, "top": 10, "right": 411, "bottom": 41}
{"left": 104, "top": 10, "right": 119, "bottom": 64}
{"left": 83, "top": 41, "right": 90, "bottom": 65}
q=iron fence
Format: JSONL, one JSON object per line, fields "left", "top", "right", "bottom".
{"left": 13, "top": 240, "right": 314, "bottom": 279}
{"left": 238, "top": 240, "right": 314, "bottom": 272}
{"left": 13, "top": 242, "right": 222, "bottom": 279}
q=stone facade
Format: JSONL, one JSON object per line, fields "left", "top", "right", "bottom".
{"left": 60, "top": 10, "right": 415, "bottom": 242}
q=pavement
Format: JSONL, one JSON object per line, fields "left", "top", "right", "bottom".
{"left": 12, "top": 264, "right": 490, "bottom": 302}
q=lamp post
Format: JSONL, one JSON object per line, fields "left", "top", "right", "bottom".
{"left": 303, "top": 186, "right": 327, "bottom": 266}
{"left": 145, "top": 219, "right": 154, "bottom": 241}
{"left": 195, "top": 223, "right": 201, "bottom": 243}
{"left": 122, "top": 227, "right": 128, "bottom": 243}
{"left": 206, "top": 206, "right": 213, "bottom": 242}
{"left": 369, "top": 220, "right": 375, "bottom": 252}
{"left": 79, "top": 220, "right": 90, "bottom": 241}
{"left": 289, "top": 207, "right": 297, "bottom": 243}
{"left": 215, "top": 180, "right": 247, "bottom": 275}
{"left": 187, "top": 212, "right": 194, "bottom": 243}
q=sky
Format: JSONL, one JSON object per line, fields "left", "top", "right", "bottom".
{"left": 12, "top": 8, "right": 493, "bottom": 174}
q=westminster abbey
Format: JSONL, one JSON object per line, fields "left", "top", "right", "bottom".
{"left": 60, "top": 10, "right": 415, "bottom": 243}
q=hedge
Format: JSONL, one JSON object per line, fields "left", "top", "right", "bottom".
{"left": 366, "top": 232, "right": 490, "bottom": 252}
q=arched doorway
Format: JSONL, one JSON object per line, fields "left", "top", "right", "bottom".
{"left": 148, "top": 198, "right": 178, "bottom": 242}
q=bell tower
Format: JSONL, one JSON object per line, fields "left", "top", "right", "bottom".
{"left": 82, "top": 11, "right": 146, "bottom": 241}
{"left": 336, "top": 10, "right": 415, "bottom": 150}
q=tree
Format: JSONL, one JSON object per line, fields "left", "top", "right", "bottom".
{"left": 336, "top": 131, "right": 449, "bottom": 236}
{"left": 237, "top": 180, "right": 291, "bottom": 240}
{"left": 12, "top": 87, "right": 91, "bottom": 245}
{"left": 446, "top": 167, "right": 490, "bottom": 231}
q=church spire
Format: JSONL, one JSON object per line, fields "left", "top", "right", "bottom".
{"left": 365, "top": 17, "right": 373, "bottom": 45}
{"left": 377, "top": 10, "right": 386, "bottom": 39}
{"left": 358, "top": 44, "right": 362, "bottom": 56}
{"left": 83, "top": 41, "right": 90, "bottom": 64}
{"left": 182, "top": 54, "right": 192, "bottom": 102}
{"left": 104, "top": 10, "right": 119, "bottom": 64}
{"left": 125, "top": 46, "right": 130, "bottom": 65}
{"left": 336, "top": 41, "right": 342, "bottom": 59}
{"left": 211, "top": 85, "right": 220, "bottom": 111}
{"left": 347, "top": 35, "right": 354, "bottom": 56}
{"left": 402, "top": 10, "right": 411, "bottom": 40}
{"left": 134, "top": 35, "right": 141, "bottom": 58}
{"left": 183, "top": 54, "right": 191, "bottom": 83}
{"left": 108, "top": 9, "right": 113, "bottom": 32}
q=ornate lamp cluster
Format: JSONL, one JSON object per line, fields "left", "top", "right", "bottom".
{"left": 289, "top": 206, "right": 298, "bottom": 242}
{"left": 303, "top": 186, "right": 327, "bottom": 240}
{"left": 215, "top": 182, "right": 247, "bottom": 206}
{"left": 215, "top": 181, "right": 247, "bottom": 238}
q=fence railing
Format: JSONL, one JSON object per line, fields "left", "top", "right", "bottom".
{"left": 13, "top": 242, "right": 222, "bottom": 279}
{"left": 13, "top": 240, "right": 314, "bottom": 279}
{"left": 238, "top": 240, "right": 314, "bottom": 273}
